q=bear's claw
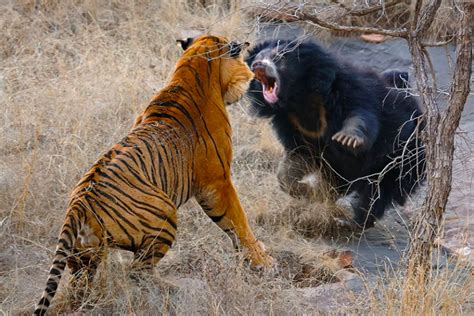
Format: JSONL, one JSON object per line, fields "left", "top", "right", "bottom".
{"left": 332, "top": 131, "right": 364, "bottom": 149}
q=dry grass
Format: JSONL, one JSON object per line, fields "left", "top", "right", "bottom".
{"left": 0, "top": 1, "right": 471, "bottom": 315}
{"left": 368, "top": 259, "right": 473, "bottom": 315}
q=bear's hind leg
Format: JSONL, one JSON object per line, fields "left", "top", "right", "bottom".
{"left": 352, "top": 183, "right": 392, "bottom": 229}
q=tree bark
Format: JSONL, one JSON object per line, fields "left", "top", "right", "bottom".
{"left": 406, "top": 2, "right": 472, "bottom": 269}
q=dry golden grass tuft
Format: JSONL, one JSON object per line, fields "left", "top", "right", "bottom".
{"left": 367, "top": 260, "right": 473, "bottom": 315}
{"left": 0, "top": 1, "right": 471, "bottom": 315}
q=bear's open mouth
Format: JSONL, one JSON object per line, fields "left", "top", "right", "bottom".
{"left": 253, "top": 67, "right": 279, "bottom": 104}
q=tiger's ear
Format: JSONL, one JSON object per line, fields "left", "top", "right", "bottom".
{"left": 176, "top": 37, "right": 194, "bottom": 51}
{"left": 229, "top": 41, "right": 250, "bottom": 58}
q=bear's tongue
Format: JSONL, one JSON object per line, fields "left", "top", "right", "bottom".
{"left": 253, "top": 67, "right": 279, "bottom": 104}
{"left": 262, "top": 82, "right": 278, "bottom": 104}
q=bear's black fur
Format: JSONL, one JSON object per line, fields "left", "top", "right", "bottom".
{"left": 246, "top": 38, "right": 425, "bottom": 228}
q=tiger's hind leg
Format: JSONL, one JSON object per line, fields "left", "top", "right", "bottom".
{"left": 130, "top": 234, "right": 175, "bottom": 282}
{"left": 66, "top": 223, "right": 106, "bottom": 305}
{"left": 130, "top": 201, "right": 178, "bottom": 280}
{"left": 66, "top": 246, "right": 106, "bottom": 307}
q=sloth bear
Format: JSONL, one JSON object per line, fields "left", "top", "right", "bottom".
{"left": 246, "top": 38, "right": 425, "bottom": 229}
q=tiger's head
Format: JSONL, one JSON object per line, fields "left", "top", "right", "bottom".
{"left": 177, "top": 35, "right": 254, "bottom": 105}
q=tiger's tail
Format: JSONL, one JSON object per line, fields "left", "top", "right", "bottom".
{"left": 33, "top": 211, "right": 80, "bottom": 316}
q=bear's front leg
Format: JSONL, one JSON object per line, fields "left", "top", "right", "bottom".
{"left": 332, "top": 113, "right": 379, "bottom": 152}
{"left": 197, "top": 181, "right": 274, "bottom": 270}
{"left": 277, "top": 153, "right": 320, "bottom": 199}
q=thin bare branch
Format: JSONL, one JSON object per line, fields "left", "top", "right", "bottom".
{"left": 333, "top": 0, "right": 399, "bottom": 18}
{"left": 421, "top": 37, "right": 455, "bottom": 47}
{"left": 416, "top": 0, "right": 442, "bottom": 37}
{"left": 422, "top": 46, "right": 438, "bottom": 93}
{"left": 443, "top": 3, "right": 472, "bottom": 129}
{"left": 412, "top": 0, "right": 424, "bottom": 30}
{"left": 276, "top": 7, "right": 408, "bottom": 38}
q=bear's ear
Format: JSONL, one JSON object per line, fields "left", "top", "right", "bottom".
{"left": 176, "top": 37, "right": 195, "bottom": 51}
{"left": 381, "top": 69, "right": 409, "bottom": 89}
{"left": 229, "top": 41, "right": 250, "bottom": 58}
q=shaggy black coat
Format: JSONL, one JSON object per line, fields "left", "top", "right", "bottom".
{"left": 246, "top": 38, "right": 425, "bottom": 228}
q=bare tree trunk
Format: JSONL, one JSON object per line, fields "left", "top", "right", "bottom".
{"left": 406, "top": 1, "right": 473, "bottom": 269}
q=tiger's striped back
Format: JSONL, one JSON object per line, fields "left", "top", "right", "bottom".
{"left": 75, "top": 122, "right": 196, "bottom": 207}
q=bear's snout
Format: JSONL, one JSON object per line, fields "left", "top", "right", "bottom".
{"left": 251, "top": 60, "right": 265, "bottom": 70}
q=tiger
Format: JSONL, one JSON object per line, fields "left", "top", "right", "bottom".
{"left": 34, "top": 35, "right": 274, "bottom": 316}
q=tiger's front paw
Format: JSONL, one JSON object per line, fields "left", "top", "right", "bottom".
{"left": 245, "top": 240, "right": 276, "bottom": 271}
{"left": 332, "top": 130, "right": 365, "bottom": 149}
